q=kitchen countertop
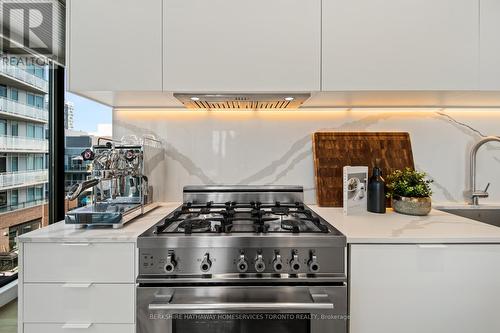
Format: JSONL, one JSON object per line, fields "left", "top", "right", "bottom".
{"left": 309, "top": 205, "right": 500, "bottom": 244}
{"left": 17, "top": 202, "right": 500, "bottom": 244}
{"left": 17, "top": 202, "right": 181, "bottom": 243}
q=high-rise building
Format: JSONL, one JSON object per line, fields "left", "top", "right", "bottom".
{"left": 0, "top": 58, "right": 49, "bottom": 254}
{"left": 64, "top": 101, "right": 74, "bottom": 130}
{"left": 64, "top": 129, "right": 96, "bottom": 208}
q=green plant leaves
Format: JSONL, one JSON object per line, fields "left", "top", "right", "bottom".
{"left": 386, "top": 168, "right": 433, "bottom": 198}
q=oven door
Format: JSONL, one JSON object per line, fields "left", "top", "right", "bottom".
{"left": 137, "top": 285, "right": 347, "bottom": 333}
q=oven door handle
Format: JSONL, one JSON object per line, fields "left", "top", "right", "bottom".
{"left": 148, "top": 302, "right": 334, "bottom": 311}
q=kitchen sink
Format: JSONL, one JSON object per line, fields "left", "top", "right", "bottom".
{"left": 437, "top": 206, "right": 500, "bottom": 228}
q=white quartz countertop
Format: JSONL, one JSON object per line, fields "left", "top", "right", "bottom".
{"left": 17, "top": 202, "right": 500, "bottom": 244}
{"left": 17, "top": 202, "right": 181, "bottom": 243}
{"left": 309, "top": 205, "right": 500, "bottom": 244}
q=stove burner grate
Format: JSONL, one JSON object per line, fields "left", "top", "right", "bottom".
{"left": 177, "top": 219, "right": 212, "bottom": 233}
{"left": 154, "top": 201, "right": 330, "bottom": 234}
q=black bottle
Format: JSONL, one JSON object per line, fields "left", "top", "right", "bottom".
{"left": 367, "top": 166, "right": 386, "bottom": 213}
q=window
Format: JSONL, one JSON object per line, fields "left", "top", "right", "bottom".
{"left": 26, "top": 64, "right": 35, "bottom": 75}
{"left": 27, "top": 154, "right": 34, "bottom": 170}
{"left": 11, "top": 123, "right": 18, "bottom": 136}
{"left": 35, "top": 156, "right": 43, "bottom": 169}
{"left": 8, "top": 220, "right": 41, "bottom": 251}
{"left": 0, "top": 154, "right": 6, "bottom": 173}
{"left": 0, "top": 13, "right": 62, "bottom": 284}
{"left": 27, "top": 95, "right": 45, "bottom": 109}
{"left": 10, "top": 89, "right": 18, "bottom": 101}
{"left": 34, "top": 126, "right": 43, "bottom": 139}
{"left": 35, "top": 96, "right": 44, "bottom": 109}
{"left": 27, "top": 65, "right": 45, "bottom": 80}
{"left": 27, "top": 124, "right": 35, "bottom": 138}
{"left": 0, "top": 119, "right": 6, "bottom": 135}
{"left": 27, "top": 187, "right": 35, "bottom": 202}
{"left": 34, "top": 67, "right": 45, "bottom": 79}
{"left": 10, "top": 189, "right": 18, "bottom": 206}
{"left": 11, "top": 156, "right": 18, "bottom": 172}
{"left": 27, "top": 93, "right": 35, "bottom": 107}
{"left": 35, "top": 187, "right": 43, "bottom": 200}
{"left": 0, "top": 191, "right": 6, "bottom": 207}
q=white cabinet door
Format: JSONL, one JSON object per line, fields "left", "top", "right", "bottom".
{"left": 24, "top": 242, "right": 135, "bottom": 283}
{"left": 68, "top": 0, "right": 163, "bottom": 91}
{"left": 322, "top": 0, "right": 479, "bottom": 90}
{"left": 480, "top": 0, "right": 500, "bottom": 89}
{"left": 349, "top": 244, "right": 500, "bottom": 333}
{"left": 163, "top": 0, "right": 321, "bottom": 92}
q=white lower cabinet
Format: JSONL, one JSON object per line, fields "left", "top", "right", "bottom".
{"left": 19, "top": 241, "right": 137, "bottom": 333}
{"left": 24, "top": 283, "right": 134, "bottom": 323}
{"left": 349, "top": 244, "right": 500, "bottom": 333}
{"left": 24, "top": 324, "right": 134, "bottom": 333}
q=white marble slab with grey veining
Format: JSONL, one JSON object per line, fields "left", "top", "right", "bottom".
{"left": 113, "top": 109, "right": 500, "bottom": 206}
{"left": 310, "top": 205, "right": 500, "bottom": 243}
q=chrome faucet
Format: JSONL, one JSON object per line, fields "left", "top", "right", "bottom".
{"left": 469, "top": 136, "right": 500, "bottom": 205}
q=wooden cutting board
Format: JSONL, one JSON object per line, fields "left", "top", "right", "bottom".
{"left": 312, "top": 132, "right": 415, "bottom": 207}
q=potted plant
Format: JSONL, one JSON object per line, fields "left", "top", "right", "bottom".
{"left": 386, "top": 168, "right": 433, "bottom": 216}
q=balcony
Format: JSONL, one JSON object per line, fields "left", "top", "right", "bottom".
{"left": 0, "top": 199, "right": 47, "bottom": 214}
{"left": 0, "top": 135, "right": 48, "bottom": 152}
{"left": 0, "top": 61, "right": 48, "bottom": 93}
{"left": 65, "top": 165, "right": 91, "bottom": 172}
{"left": 0, "top": 97, "right": 48, "bottom": 123}
{"left": 0, "top": 170, "right": 48, "bottom": 190}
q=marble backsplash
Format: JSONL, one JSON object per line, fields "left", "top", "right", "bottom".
{"left": 113, "top": 109, "right": 500, "bottom": 205}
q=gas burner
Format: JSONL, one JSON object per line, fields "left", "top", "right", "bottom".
{"left": 281, "top": 219, "right": 307, "bottom": 233}
{"left": 177, "top": 219, "right": 212, "bottom": 233}
{"left": 271, "top": 206, "right": 289, "bottom": 215}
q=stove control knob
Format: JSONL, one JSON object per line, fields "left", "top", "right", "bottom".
{"left": 164, "top": 253, "right": 177, "bottom": 273}
{"left": 254, "top": 253, "right": 266, "bottom": 273}
{"left": 237, "top": 254, "right": 248, "bottom": 273}
{"left": 200, "top": 253, "right": 212, "bottom": 273}
{"left": 308, "top": 251, "right": 320, "bottom": 273}
{"left": 290, "top": 250, "right": 301, "bottom": 273}
{"left": 272, "top": 252, "right": 284, "bottom": 272}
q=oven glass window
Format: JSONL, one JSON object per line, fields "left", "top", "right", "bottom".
{"left": 173, "top": 313, "right": 310, "bottom": 333}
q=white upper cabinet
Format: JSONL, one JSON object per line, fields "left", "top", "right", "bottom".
{"left": 162, "top": 0, "right": 321, "bottom": 92}
{"left": 480, "top": 0, "right": 500, "bottom": 90}
{"left": 68, "top": 0, "right": 163, "bottom": 91}
{"left": 322, "top": 0, "right": 480, "bottom": 91}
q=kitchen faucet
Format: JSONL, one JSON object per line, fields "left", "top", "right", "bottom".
{"left": 469, "top": 136, "right": 500, "bottom": 205}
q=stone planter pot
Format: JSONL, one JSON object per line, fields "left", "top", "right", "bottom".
{"left": 391, "top": 195, "right": 432, "bottom": 216}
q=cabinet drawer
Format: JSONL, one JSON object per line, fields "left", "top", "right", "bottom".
{"left": 24, "top": 283, "right": 134, "bottom": 324}
{"left": 24, "top": 242, "right": 134, "bottom": 283}
{"left": 23, "top": 324, "right": 135, "bottom": 333}
{"left": 24, "top": 323, "right": 134, "bottom": 333}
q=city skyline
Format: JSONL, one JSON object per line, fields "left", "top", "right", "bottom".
{"left": 65, "top": 92, "right": 112, "bottom": 135}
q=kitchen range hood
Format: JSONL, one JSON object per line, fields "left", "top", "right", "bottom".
{"left": 174, "top": 93, "right": 311, "bottom": 109}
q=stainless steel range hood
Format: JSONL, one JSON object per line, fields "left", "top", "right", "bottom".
{"left": 174, "top": 93, "right": 311, "bottom": 109}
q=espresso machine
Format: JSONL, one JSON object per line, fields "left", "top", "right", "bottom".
{"left": 65, "top": 138, "right": 150, "bottom": 228}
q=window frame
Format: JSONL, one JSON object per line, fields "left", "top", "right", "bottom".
{"left": 10, "top": 189, "right": 18, "bottom": 206}
{"left": 0, "top": 84, "right": 6, "bottom": 98}
{"left": 11, "top": 122, "right": 18, "bottom": 137}
{"left": 10, "top": 88, "right": 18, "bottom": 101}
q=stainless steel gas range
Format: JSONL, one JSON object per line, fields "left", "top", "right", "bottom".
{"left": 137, "top": 186, "right": 347, "bottom": 333}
